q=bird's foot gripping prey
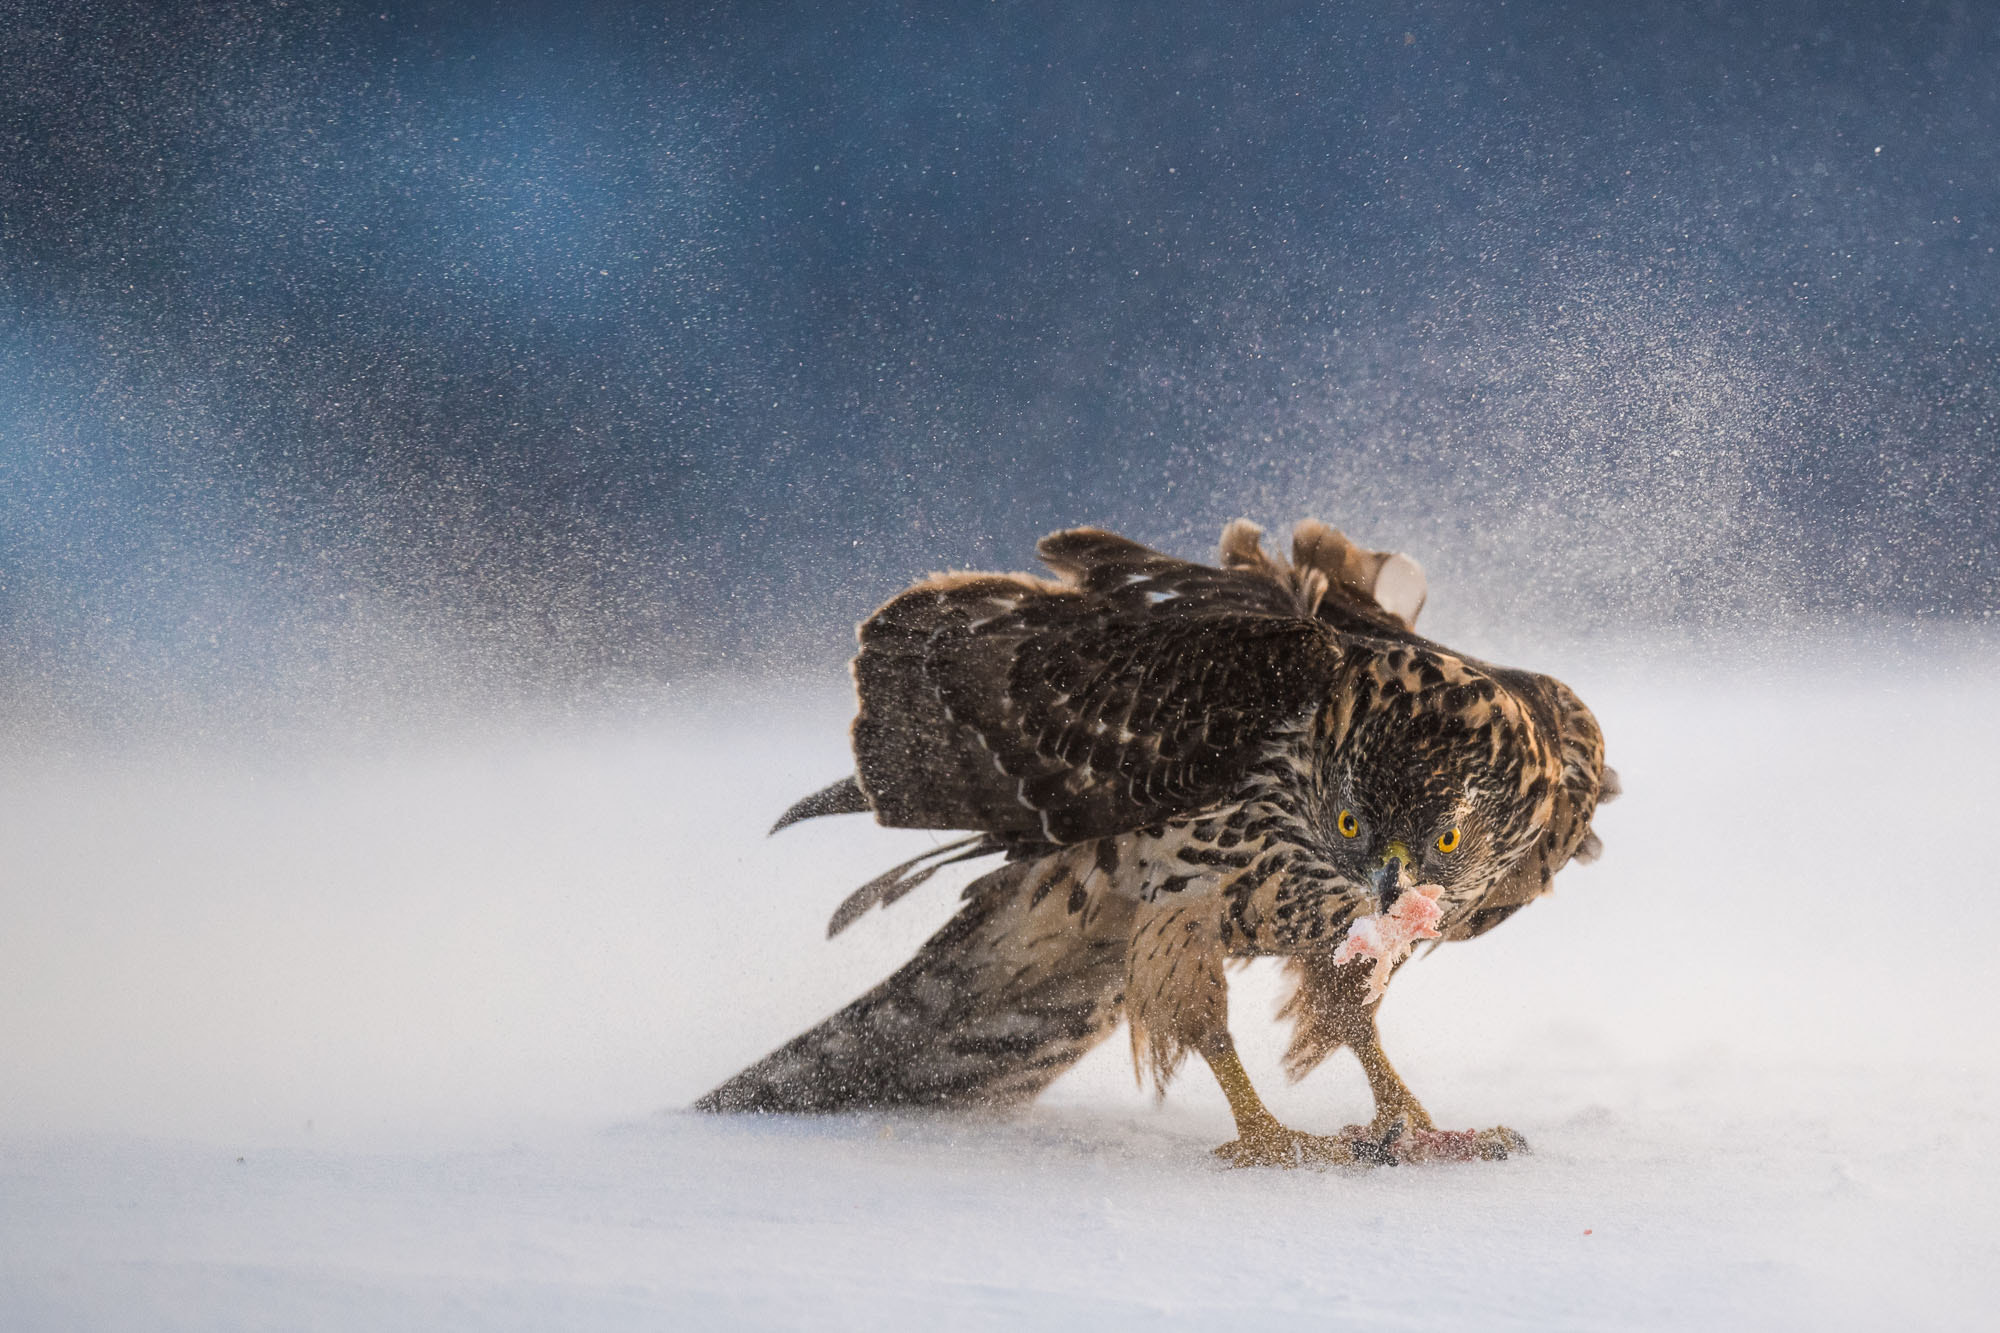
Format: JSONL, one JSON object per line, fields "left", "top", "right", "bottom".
{"left": 697, "top": 518, "right": 1616, "bottom": 1169}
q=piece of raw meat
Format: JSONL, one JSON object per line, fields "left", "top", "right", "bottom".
{"left": 1331, "top": 884, "right": 1444, "bottom": 1003}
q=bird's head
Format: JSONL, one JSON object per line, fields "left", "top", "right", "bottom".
{"left": 1313, "top": 647, "right": 1559, "bottom": 914}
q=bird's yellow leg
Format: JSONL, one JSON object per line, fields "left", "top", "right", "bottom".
{"left": 1206, "top": 1040, "right": 1283, "bottom": 1137}
{"left": 1202, "top": 1036, "right": 1357, "bottom": 1168}
{"left": 1349, "top": 1026, "right": 1436, "bottom": 1136}
{"left": 1283, "top": 969, "right": 1439, "bottom": 1137}
{"left": 1346, "top": 1010, "right": 1526, "bottom": 1161}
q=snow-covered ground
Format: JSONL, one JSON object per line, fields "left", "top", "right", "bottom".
{"left": 3, "top": 640, "right": 1996, "bottom": 1330}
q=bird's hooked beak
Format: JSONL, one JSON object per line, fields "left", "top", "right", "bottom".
{"left": 1372, "top": 841, "right": 1414, "bottom": 912}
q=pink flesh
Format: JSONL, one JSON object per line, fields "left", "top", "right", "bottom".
{"left": 1331, "top": 885, "right": 1444, "bottom": 1002}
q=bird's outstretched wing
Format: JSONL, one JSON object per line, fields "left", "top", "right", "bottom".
{"left": 849, "top": 521, "right": 1419, "bottom": 845}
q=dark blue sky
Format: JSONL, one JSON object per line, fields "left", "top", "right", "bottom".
{"left": 3, "top": 1, "right": 1995, "bottom": 719}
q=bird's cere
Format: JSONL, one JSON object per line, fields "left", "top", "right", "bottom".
{"left": 1333, "top": 885, "right": 1445, "bottom": 1003}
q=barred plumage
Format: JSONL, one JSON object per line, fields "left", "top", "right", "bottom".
{"left": 699, "top": 518, "right": 1614, "bottom": 1166}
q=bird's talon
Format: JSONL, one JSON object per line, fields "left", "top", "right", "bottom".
{"left": 1328, "top": 1121, "right": 1531, "bottom": 1164}
{"left": 1213, "top": 1127, "right": 1364, "bottom": 1169}
{"left": 1349, "top": 1135, "right": 1400, "bottom": 1167}
{"left": 1347, "top": 1114, "right": 1405, "bottom": 1166}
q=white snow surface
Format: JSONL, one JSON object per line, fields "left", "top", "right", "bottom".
{"left": 3, "top": 641, "right": 1996, "bottom": 1330}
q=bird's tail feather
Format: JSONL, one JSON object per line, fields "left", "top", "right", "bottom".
{"left": 696, "top": 851, "right": 1133, "bottom": 1113}
{"left": 770, "top": 775, "right": 872, "bottom": 833}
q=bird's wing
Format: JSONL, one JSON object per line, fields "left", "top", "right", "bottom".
{"left": 851, "top": 522, "right": 1402, "bottom": 844}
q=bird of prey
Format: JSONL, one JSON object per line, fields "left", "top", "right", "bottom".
{"left": 698, "top": 518, "right": 1614, "bottom": 1166}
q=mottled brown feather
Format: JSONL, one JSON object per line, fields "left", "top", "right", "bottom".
{"left": 850, "top": 526, "right": 1349, "bottom": 843}
{"left": 716, "top": 518, "right": 1612, "bottom": 1120}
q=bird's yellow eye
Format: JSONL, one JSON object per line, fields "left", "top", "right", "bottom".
{"left": 1436, "top": 827, "right": 1461, "bottom": 854}
{"left": 1337, "top": 809, "right": 1360, "bottom": 839}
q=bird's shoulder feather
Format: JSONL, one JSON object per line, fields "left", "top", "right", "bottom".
{"left": 850, "top": 520, "right": 1420, "bottom": 843}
